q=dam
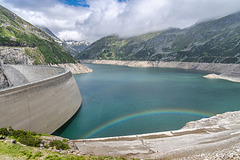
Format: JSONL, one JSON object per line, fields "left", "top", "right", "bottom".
{"left": 0, "top": 64, "right": 81, "bottom": 134}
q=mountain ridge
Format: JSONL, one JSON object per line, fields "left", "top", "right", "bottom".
{"left": 77, "top": 11, "right": 240, "bottom": 64}
{"left": 0, "top": 5, "right": 76, "bottom": 64}
{"left": 36, "top": 25, "right": 61, "bottom": 42}
{"left": 36, "top": 25, "right": 90, "bottom": 58}
{"left": 61, "top": 39, "right": 90, "bottom": 58}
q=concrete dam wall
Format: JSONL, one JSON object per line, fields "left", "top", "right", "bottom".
{"left": 0, "top": 65, "right": 81, "bottom": 134}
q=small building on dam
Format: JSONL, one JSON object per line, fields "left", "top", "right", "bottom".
{"left": 0, "top": 64, "right": 82, "bottom": 134}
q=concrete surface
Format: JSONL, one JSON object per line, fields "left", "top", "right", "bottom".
{"left": 0, "top": 65, "right": 81, "bottom": 134}
{"left": 2, "top": 65, "right": 29, "bottom": 86}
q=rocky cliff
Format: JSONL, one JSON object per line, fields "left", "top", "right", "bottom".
{"left": 0, "top": 46, "right": 38, "bottom": 89}
{"left": 0, "top": 46, "right": 33, "bottom": 89}
{"left": 0, "top": 66, "right": 9, "bottom": 89}
{"left": 0, "top": 47, "right": 35, "bottom": 65}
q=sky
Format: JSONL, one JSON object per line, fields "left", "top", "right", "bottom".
{"left": 1, "top": 0, "right": 240, "bottom": 42}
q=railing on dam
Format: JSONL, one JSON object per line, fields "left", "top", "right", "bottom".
{"left": 0, "top": 65, "right": 82, "bottom": 134}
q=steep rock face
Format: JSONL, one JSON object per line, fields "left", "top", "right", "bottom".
{"left": 0, "top": 66, "right": 9, "bottom": 89}
{"left": 0, "top": 47, "right": 34, "bottom": 64}
{"left": 78, "top": 12, "right": 240, "bottom": 64}
{"left": 0, "top": 46, "right": 33, "bottom": 89}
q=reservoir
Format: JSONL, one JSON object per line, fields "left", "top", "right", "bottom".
{"left": 54, "top": 64, "right": 240, "bottom": 139}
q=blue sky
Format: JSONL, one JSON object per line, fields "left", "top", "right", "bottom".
{"left": 59, "top": 0, "right": 126, "bottom": 7}
{"left": 59, "top": 0, "right": 89, "bottom": 7}
{"left": 1, "top": 0, "right": 240, "bottom": 42}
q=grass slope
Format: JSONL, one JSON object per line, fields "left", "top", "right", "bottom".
{"left": 0, "top": 141, "right": 130, "bottom": 160}
{"left": 0, "top": 5, "right": 76, "bottom": 64}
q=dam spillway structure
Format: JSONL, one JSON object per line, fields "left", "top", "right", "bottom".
{"left": 0, "top": 64, "right": 81, "bottom": 134}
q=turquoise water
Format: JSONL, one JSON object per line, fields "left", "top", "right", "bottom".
{"left": 54, "top": 64, "right": 240, "bottom": 139}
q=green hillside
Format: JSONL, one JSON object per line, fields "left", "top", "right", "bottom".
{"left": 77, "top": 12, "right": 240, "bottom": 64}
{"left": 0, "top": 5, "right": 76, "bottom": 64}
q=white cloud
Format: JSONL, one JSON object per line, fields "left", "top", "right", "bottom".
{"left": 58, "top": 30, "right": 83, "bottom": 40}
{"left": 2, "top": 0, "right": 240, "bottom": 42}
{"left": 13, "top": 9, "right": 49, "bottom": 26}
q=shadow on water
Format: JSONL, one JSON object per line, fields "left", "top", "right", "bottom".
{"left": 52, "top": 104, "right": 82, "bottom": 136}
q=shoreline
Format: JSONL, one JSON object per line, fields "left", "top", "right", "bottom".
{"left": 203, "top": 74, "right": 240, "bottom": 83}
{"left": 50, "top": 63, "right": 93, "bottom": 74}
{"left": 72, "top": 110, "right": 240, "bottom": 159}
{"left": 69, "top": 59, "right": 240, "bottom": 159}
{"left": 82, "top": 59, "right": 240, "bottom": 82}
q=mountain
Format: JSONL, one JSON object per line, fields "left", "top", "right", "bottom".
{"left": 0, "top": 5, "right": 76, "bottom": 64}
{"left": 35, "top": 25, "right": 61, "bottom": 42}
{"left": 61, "top": 40, "right": 90, "bottom": 58}
{"left": 36, "top": 26, "right": 90, "bottom": 58}
{"left": 77, "top": 12, "right": 240, "bottom": 64}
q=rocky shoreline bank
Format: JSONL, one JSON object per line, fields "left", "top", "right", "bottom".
{"left": 50, "top": 63, "right": 93, "bottom": 74}
{"left": 82, "top": 60, "right": 240, "bottom": 82}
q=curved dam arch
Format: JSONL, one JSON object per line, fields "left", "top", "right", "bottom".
{"left": 0, "top": 65, "right": 81, "bottom": 134}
